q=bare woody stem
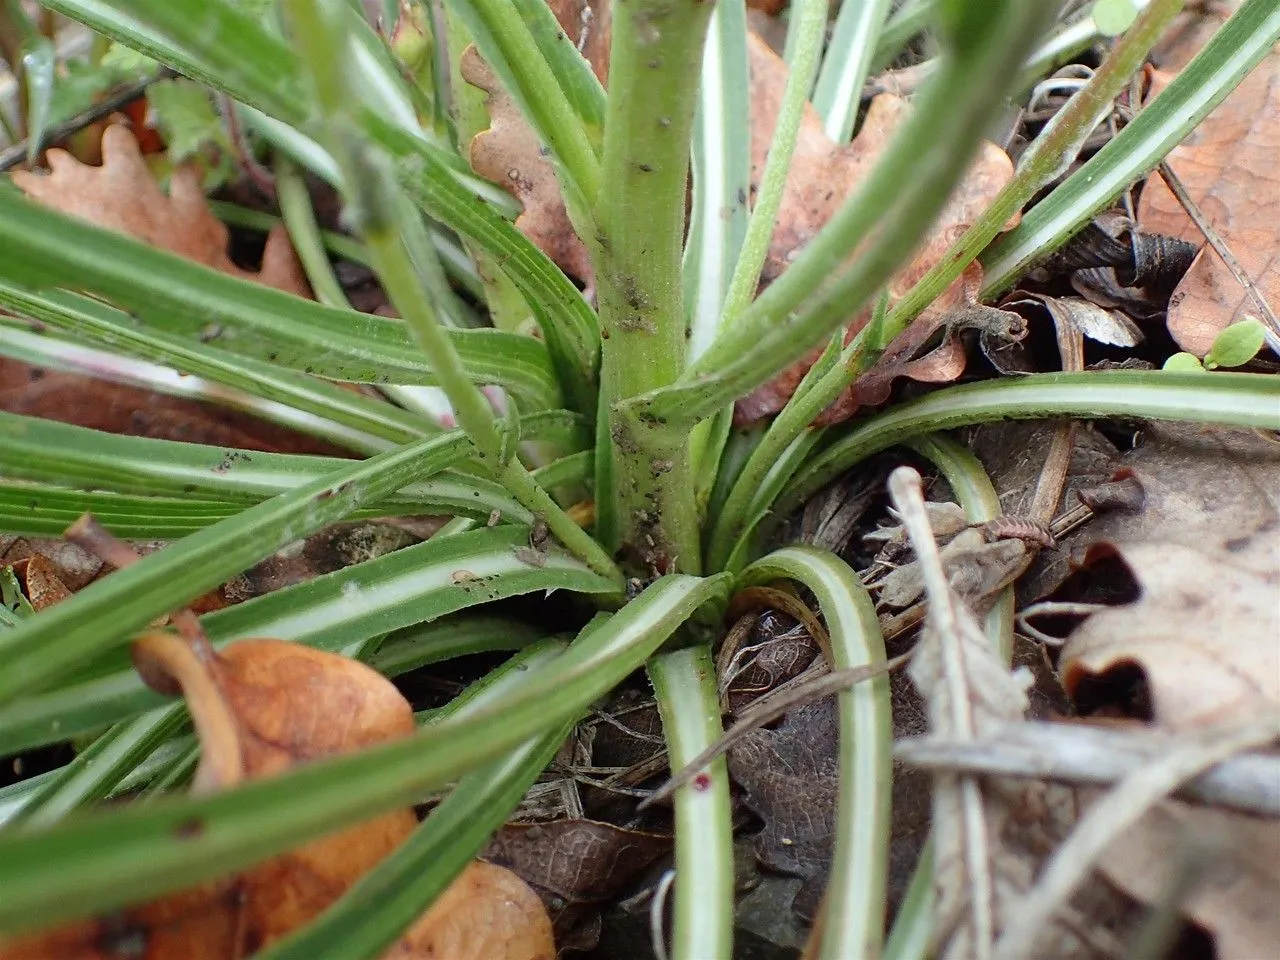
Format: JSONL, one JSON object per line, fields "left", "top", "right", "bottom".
{"left": 594, "top": 0, "right": 714, "bottom": 575}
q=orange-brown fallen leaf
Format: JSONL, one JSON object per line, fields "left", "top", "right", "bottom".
{"left": 464, "top": 47, "right": 595, "bottom": 286}
{"left": 11, "top": 124, "right": 309, "bottom": 298}
{"left": 1137, "top": 56, "right": 1280, "bottom": 357}
{"left": 467, "top": 26, "right": 1016, "bottom": 405}
{"left": 735, "top": 35, "right": 1019, "bottom": 424}
{"left": 0, "top": 636, "right": 553, "bottom": 959}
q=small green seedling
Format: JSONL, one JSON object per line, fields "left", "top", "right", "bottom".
{"left": 1163, "top": 317, "right": 1267, "bottom": 372}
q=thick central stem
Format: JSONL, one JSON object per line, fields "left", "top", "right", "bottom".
{"left": 595, "top": 0, "right": 713, "bottom": 575}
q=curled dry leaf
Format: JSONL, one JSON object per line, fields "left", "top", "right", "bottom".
{"left": 1055, "top": 424, "right": 1280, "bottom": 731}
{"left": 0, "top": 637, "right": 553, "bottom": 959}
{"left": 463, "top": 47, "right": 595, "bottom": 286}
{"left": 1137, "top": 57, "right": 1280, "bottom": 356}
{"left": 735, "top": 37, "right": 1020, "bottom": 425}
{"left": 1047, "top": 423, "right": 1280, "bottom": 960}
{"left": 11, "top": 125, "right": 309, "bottom": 298}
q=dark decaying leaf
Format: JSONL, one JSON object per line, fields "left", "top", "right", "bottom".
{"left": 483, "top": 819, "right": 670, "bottom": 953}
{"left": 0, "top": 359, "right": 348, "bottom": 455}
{"left": 727, "top": 697, "right": 840, "bottom": 922}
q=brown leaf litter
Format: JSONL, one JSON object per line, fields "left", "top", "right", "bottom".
{"left": 0, "top": 633, "right": 554, "bottom": 959}
{"left": 11, "top": 125, "right": 309, "bottom": 297}
{"left": 1137, "top": 52, "right": 1280, "bottom": 356}
{"left": 734, "top": 36, "right": 1020, "bottom": 425}
{"left": 464, "top": 47, "right": 596, "bottom": 288}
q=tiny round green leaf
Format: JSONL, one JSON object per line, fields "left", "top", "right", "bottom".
{"left": 1162, "top": 352, "right": 1205, "bottom": 373}
{"left": 1092, "top": 0, "right": 1139, "bottom": 37}
{"left": 1205, "top": 318, "right": 1266, "bottom": 369}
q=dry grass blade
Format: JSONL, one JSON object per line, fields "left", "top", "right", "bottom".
{"left": 888, "top": 467, "right": 1030, "bottom": 960}
{"left": 639, "top": 653, "right": 911, "bottom": 809}
{"left": 895, "top": 722, "right": 1280, "bottom": 817}
{"left": 992, "top": 721, "right": 1280, "bottom": 960}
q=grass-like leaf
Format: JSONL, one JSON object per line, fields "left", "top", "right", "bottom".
{"left": 0, "top": 573, "right": 729, "bottom": 935}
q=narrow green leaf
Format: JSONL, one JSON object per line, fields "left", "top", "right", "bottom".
{"left": 982, "top": 0, "right": 1280, "bottom": 295}
{"left": 811, "top": 0, "right": 891, "bottom": 143}
{"left": 0, "top": 574, "right": 730, "bottom": 935}
{"left": 0, "top": 408, "right": 585, "bottom": 503}
{"left": 784, "top": 371, "right": 1280, "bottom": 510}
{"left": 0, "top": 431, "right": 480, "bottom": 700}
{"left": 0, "top": 282, "right": 435, "bottom": 446}
{"left": 738, "top": 547, "right": 891, "bottom": 959}
{"left": 0, "top": 196, "right": 563, "bottom": 410}
{"left": 12, "top": 705, "right": 188, "bottom": 829}
{"left": 0, "top": 529, "right": 612, "bottom": 755}
{"left": 649, "top": 645, "right": 733, "bottom": 959}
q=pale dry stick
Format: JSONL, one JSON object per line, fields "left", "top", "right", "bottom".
{"left": 992, "top": 721, "right": 1280, "bottom": 960}
{"left": 639, "top": 653, "right": 912, "bottom": 809}
{"left": 1153, "top": 156, "right": 1280, "bottom": 349}
{"left": 1028, "top": 306, "right": 1086, "bottom": 525}
{"left": 896, "top": 721, "right": 1280, "bottom": 817}
{"left": 1015, "top": 600, "right": 1110, "bottom": 646}
{"left": 888, "top": 467, "right": 997, "bottom": 960}
{"left": 649, "top": 869, "right": 677, "bottom": 960}
{"left": 65, "top": 514, "right": 213, "bottom": 658}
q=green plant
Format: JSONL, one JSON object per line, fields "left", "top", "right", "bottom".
{"left": 1164, "top": 316, "right": 1268, "bottom": 371}
{"left": 0, "top": 0, "right": 1277, "bottom": 956}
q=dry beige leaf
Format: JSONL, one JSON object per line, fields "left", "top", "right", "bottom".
{"left": 1060, "top": 539, "right": 1279, "bottom": 730}
{"left": 0, "top": 637, "right": 552, "bottom": 959}
{"left": 736, "top": 36, "right": 1019, "bottom": 425}
{"left": 11, "top": 124, "right": 309, "bottom": 298}
{"left": 1057, "top": 424, "right": 1280, "bottom": 731}
{"left": 387, "top": 860, "right": 556, "bottom": 960}
{"left": 1048, "top": 424, "right": 1280, "bottom": 960}
{"left": 1137, "top": 59, "right": 1280, "bottom": 356}
{"left": 1092, "top": 800, "right": 1280, "bottom": 960}
{"left": 463, "top": 47, "right": 595, "bottom": 285}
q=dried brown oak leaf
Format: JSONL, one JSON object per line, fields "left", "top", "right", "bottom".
{"left": 1137, "top": 57, "right": 1280, "bottom": 356}
{"left": 1050, "top": 423, "right": 1280, "bottom": 960}
{"left": 735, "top": 36, "right": 1019, "bottom": 425}
{"left": 0, "top": 637, "right": 553, "bottom": 959}
{"left": 11, "top": 124, "right": 309, "bottom": 297}
{"left": 1057, "top": 425, "right": 1280, "bottom": 731}
{"left": 464, "top": 47, "right": 595, "bottom": 286}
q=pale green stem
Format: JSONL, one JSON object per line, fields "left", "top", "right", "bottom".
{"left": 594, "top": 0, "right": 714, "bottom": 572}
{"left": 275, "top": 153, "right": 351, "bottom": 309}
{"left": 648, "top": 644, "right": 734, "bottom": 960}
{"left": 285, "top": 0, "right": 621, "bottom": 586}
{"left": 720, "top": 0, "right": 828, "bottom": 330}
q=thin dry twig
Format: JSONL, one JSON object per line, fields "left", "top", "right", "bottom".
{"left": 1154, "top": 158, "right": 1280, "bottom": 348}
{"left": 638, "top": 652, "right": 912, "bottom": 809}
{"left": 896, "top": 722, "right": 1280, "bottom": 817}
{"left": 890, "top": 467, "right": 999, "bottom": 959}
{"left": 992, "top": 721, "right": 1280, "bottom": 960}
